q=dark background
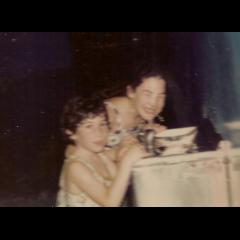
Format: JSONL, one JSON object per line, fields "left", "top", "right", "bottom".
{"left": 0, "top": 32, "right": 238, "bottom": 206}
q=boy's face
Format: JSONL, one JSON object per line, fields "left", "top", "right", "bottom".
{"left": 72, "top": 114, "right": 109, "bottom": 153}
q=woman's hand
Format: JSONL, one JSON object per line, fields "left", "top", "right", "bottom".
{"left": 144, "top": 123, "right": 167, "bottom": 135}
{"left": 142, "top": 123, "right": 167, "bottom": 149}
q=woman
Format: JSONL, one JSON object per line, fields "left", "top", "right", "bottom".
{"left": 105, "top": 67, "right": 168, "bottom": 157}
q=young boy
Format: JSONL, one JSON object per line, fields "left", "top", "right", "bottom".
{"left": 57, "top": 96, "right": 147, "bottom": 207}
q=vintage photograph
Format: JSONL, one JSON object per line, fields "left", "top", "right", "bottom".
{"left": 0, "top": 32, "right": 239, "bottom": 207}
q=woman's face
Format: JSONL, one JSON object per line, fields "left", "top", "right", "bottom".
{"left": 128, "top": 77, "right": 166, "bottom": 122}
{"left": 70, "top": 114, "right": 109, "bottom": 153}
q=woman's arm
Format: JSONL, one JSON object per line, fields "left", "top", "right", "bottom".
{"left": 67, "top": 144, "right": 147, "bottom": 207}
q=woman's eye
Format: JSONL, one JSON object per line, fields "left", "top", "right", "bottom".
{"left": 85, "top": 125, "right": 92, "bottom": 129}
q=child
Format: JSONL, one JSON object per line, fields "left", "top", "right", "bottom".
{"left": 57, "top": 96, "right": 147, "bottom": 207}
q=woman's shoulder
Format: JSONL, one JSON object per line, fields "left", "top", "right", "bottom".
{"left": 106, "top": 97, "right": 133, "bottom": 114}
{"left": 106, "top": 96, "right": 131, "bottom": 107}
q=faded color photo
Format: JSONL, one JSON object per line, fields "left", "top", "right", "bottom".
{"left": 0, "top": 32, "right": 239, "bottom": 207}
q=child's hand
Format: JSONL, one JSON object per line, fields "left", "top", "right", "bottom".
{"left": 121, "top": 135, "right": 139, "bottom": 147}
{"left": 115, "top": 135, "right": 139, "bottom": 161}
{"left": 121, "top": 144, "right": 148, "bottom": 165}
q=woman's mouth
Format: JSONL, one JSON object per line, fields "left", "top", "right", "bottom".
{"left": 144, "top": 108, "right": 155, "bottom": 115}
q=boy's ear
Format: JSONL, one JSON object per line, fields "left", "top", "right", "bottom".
{"left": 127, "top": 85, "right": 135, "bottom": 99}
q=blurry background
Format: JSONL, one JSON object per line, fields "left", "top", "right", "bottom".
{"left": 0, "top": 32, "right": 239, "bottom": 206}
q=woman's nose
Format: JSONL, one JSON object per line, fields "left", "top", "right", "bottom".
{"left": 148, "top": 96, "right": 158, "bottom": 107}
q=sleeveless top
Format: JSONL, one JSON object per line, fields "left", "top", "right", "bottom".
{"left": 56, "top": 153, "right": 113, "bottom": 207}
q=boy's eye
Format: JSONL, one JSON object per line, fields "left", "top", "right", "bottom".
{"left": 143, "top": 91, "right": 153, "bottom": 97}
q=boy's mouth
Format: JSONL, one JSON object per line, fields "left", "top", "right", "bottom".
{"left": 93, "top": 140, "right": 105, "bottom": 146}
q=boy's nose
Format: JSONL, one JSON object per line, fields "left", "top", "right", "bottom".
{"left": 94, "top": 127, "right": 104, "bottom": 136}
